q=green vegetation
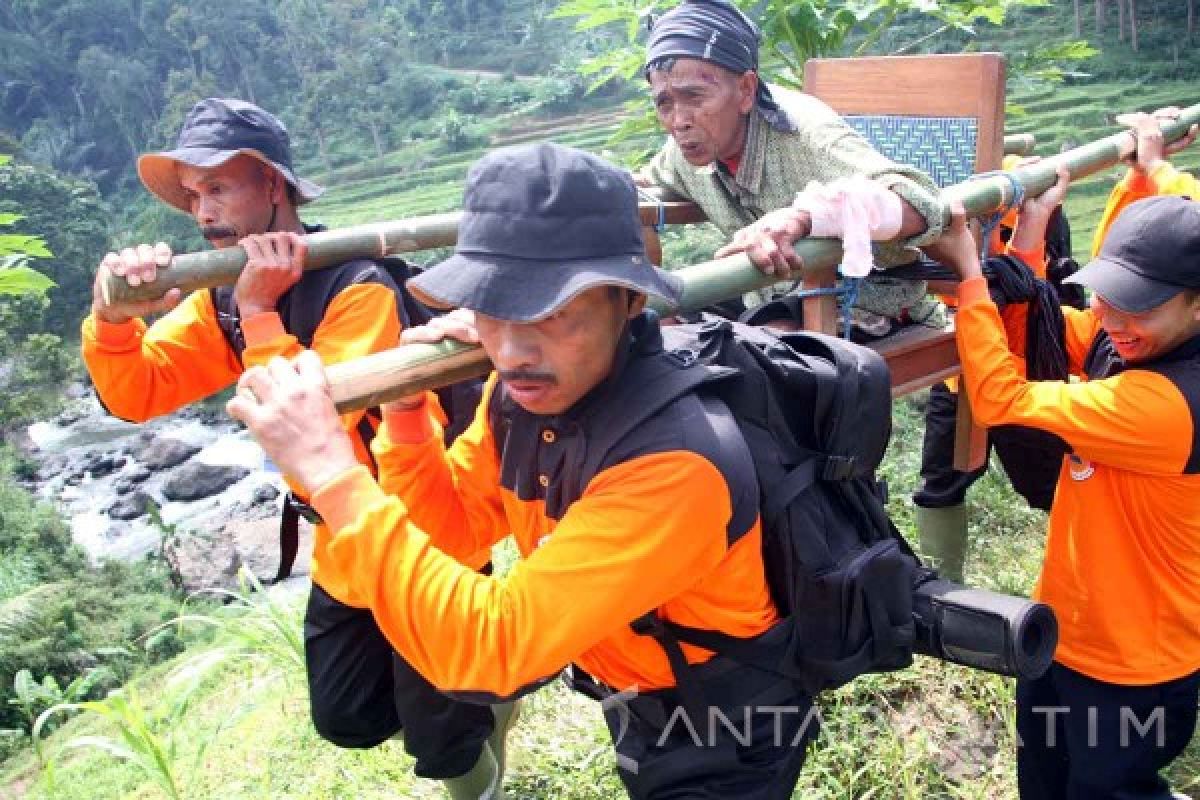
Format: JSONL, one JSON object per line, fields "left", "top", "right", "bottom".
{"left": 0, "top": 156, "right": 109, "bottom": 428}
{"left": 0, "top": 448, "right": 191, "bottom": 761}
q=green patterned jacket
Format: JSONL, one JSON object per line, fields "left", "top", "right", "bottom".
{"left": 640, "top": 85, "right": 947, "bottom": 323}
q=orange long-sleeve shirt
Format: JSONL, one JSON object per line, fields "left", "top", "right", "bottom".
{"left": 956, "top": 276, "right": 1200, "bottom": 685}
{"left": 309, "top": 375, "right": 778, "bottom": 700}
{"left": 81, "top": 280, "right": 402, "bottom": 597}
{"left": 1092, "top": 163, "right": 1200, "bottom": 257}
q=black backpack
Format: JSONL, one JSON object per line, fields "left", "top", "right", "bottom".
{"left": 211, "top": 254, "right": 483, "bottom": 581}
{"left": 576, "top": 314, "right": 924, "bottom": 706}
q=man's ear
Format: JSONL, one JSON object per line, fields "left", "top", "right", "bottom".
{"left": 737, "top": 70, "right": 758, "bottom": 115}
{"left": 264, "top": 166, "right": 285, "bottom": 204}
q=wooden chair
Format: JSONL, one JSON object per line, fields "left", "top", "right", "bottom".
{"left": 800, "top": 53, "right": 1006, "bottom": 470}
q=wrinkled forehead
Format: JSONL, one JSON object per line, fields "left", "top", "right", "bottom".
{"left": 648, "top": 58, "right": 737, "bottom": 96}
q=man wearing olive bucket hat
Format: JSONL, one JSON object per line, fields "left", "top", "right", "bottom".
{"left": 229, "top": 142, "right": 816, "bottom": 799}
{"left": 82, "top": 98, "right": 510, "bottom": 800}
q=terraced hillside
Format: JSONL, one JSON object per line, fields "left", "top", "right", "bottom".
{"left": 304, "top": 79, "right": 1200, "bottom": 262}
{"left": 306, "top": 107, "right": 657, "bottom": 230}
{"left": 1008, "top": 82, "right": 1200, "bottom": 257}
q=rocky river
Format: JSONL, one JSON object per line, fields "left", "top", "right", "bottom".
{"left": 20, "top": 386, "right": 314, "bottom": 592}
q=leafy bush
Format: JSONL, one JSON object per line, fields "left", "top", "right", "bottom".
{"left": 0, "top": 449, "right": 84, "bottom": 582}
{"left": 30, "top": 570, "right": 303, "bottom": 793}
{"left": 0, "top": 161, "right": 110, "bottom": 330}
{"left": 532, "top": 76, "right": 583, "bottom": 112}
{"left": 0, "top": 454, "right": 190, "bottom": 737}
{"left": 435, "top": 111, "right": 487, "bottom": 153}
{"left": 0, "top": 560, "right": 185, "bottom": 733}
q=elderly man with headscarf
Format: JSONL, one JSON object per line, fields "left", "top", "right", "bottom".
{"left": 638, "top": 0, "right": 946, "bottom": 336}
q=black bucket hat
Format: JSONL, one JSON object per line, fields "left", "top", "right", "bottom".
{"left": 408, "top": 143, "right": 683, "bottom": 321}
{"left": 137, "top": 97, "right": 323, "bottom": 213}
{"left": 1066, "top": 195, "right": 1200, "bottom": 312}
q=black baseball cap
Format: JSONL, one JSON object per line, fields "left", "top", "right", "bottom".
{"left": 408, "top": 143, "right": 682, "bottom": 321}
{"left": 137, "top": 98, "right": 323, "bottom": 213}
{"left": 1065, "top": 195, "right": 1200, "bottom": 312}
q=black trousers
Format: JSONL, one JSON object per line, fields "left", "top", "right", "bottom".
{"left": 303, "top": 584, "right": 496, "bottom": 780}
{"left": 915, "top": 381, "right": 1062, "bottom": 512}
{"left": 579, "top": 653, "right": 815, "bottom": 799}
{"left": 913, "top": 381, "right": 989, "bottom": 509}
{"left": 1016, "top": 661, "right": 1200, "bottom": 800}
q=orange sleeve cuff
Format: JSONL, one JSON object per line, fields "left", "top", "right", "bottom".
{"left": 240, "top": 311, "right": 288, "bottom": 347}
{"left": 89, "top": 315, "right": 142, "bottom": 347}
{"left": 383, "top": 395, "right": 439, "bottom": 444}
{"left": 957, "top": 275, "right": 991, "bottom": 308}
{"left": 311, "top": 464, "right": 390, "bottom": 534}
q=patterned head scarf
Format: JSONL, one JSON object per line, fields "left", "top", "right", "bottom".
{"left": 644, "top": 0, "right": 797, "bottom": 133}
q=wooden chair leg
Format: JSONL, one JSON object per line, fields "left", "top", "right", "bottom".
{"left": 953, "top": 383, "right": 989, "bottom": 472}
{"left": 801, "top": 264, "right": 839, "bottom": 335}
{"left": 642, "top": 225, "right": 663, "bottom": 267}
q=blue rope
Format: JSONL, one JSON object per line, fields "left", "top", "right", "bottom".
{"left": 636, "top": 187, "right": 666, "bottom": 233}
{"left": 783, "top": 278, "right": 861, "bottom": 340}
{"left": 968, "top": 170, "right": 1026, "bottom": 260}
{"left": 839, "top": 277, "right": 862, "bottom": 340}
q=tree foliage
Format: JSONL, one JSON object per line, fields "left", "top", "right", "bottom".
{"left": 0, "top": 155, "right": 54, "bottom": 300}
{"left": 0, "top": 159, "right": 108, "bottom": 326}
{"left": 0, "top": 156, "right": 106, "bottom": 426}
{"left": 0, "top": 0, "right": 574, "bottom": 195}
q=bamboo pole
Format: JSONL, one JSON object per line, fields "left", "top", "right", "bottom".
{"left": 99, "top": 203, "right": 706, "bottom": 305}
{"left": 104, "top": 112, "right": 1196, "bottom": 307}
{"left": 325, "top": 249, "right": 806, "bottom": 412}
{"left": 327, "top": 103, "right": 1200, "bottom": 413}
{"left": 942, "top": 105, "right": 1199, "bottom": 218}
{"left": 1003, "top": 133, "right": 1036, "bottom": 157}
{"left": 99, "top": 104, "right": 1200, "bottom": 410}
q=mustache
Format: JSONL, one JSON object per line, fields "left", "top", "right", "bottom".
{"left": 200, "top": 225, "right": 237, "bottom": 241}
{"left": 500, "top": 370, "right": 557, "bottom": 385}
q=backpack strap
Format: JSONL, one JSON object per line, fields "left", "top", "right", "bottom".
{"left": 210, "top": 251, "right": 406, "bottom": 584}
{"left": 1142, "top": 336, "right": 1200, "bottom": 475}
{"left": 629, "top": 612, "right": 711, "bottom": 727}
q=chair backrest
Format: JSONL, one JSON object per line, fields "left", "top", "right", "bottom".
{"left": 803, "top": 53, "right": 1006, "bottom": 186}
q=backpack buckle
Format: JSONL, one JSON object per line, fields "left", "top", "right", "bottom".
{"left": 821, "top": 455, "right": 857, "bottom": 481}
{"left": 667, "top": 347, "right": 699, "bottom": 368}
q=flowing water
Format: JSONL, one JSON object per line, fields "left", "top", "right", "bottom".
{"left": 26, "top": 393, "right": 286, "bottom": 563}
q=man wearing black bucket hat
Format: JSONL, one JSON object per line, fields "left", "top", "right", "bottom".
{"left": 82, "top": 98, "right": 509, "bottom": 800}
{"left": 636, "top": 0, "right": 946, "bottom": 334}
{"left": 228, "top": 142, "right": 815, "bottom": 799}
{"left": 930, "top": 194, "right": 1200, "bottom": 800}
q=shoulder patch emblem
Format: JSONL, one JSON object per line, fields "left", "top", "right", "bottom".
{"left": 1067, "top": 454, "right": 1095, "bottom": 482}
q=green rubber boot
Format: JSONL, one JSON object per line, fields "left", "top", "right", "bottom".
{"left": 916, "top": 503, "right": 968, "bottom": 583}
{"left": 442, "top": 742, "right": 504, "bottom": 800}
{"left": 488, "top": 700, "right": 520, "bottom": 779}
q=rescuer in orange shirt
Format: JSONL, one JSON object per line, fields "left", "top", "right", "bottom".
{"left": 82, "top": 98, "right": 506, "bottom": 800}
{"left": 929, "top": 166, "right": 1200, "bottom": 800}
{"left": 1093, "top": 106, "right": 1200, "bottom": 255}
{"left": 227, "top": 143, "right": 814, "bottom": 799}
